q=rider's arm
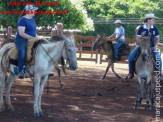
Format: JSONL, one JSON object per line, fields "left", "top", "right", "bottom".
{"left": 155, "top": 36, "right": 159, "bottom": 47}
{"left": 105, "top": 33, "right": 116, "bottom": 42}
{"left": 154, "top": 27, "right": 160, "bottom": 49}
{"left": 18, "top": 26, "right": 32, "bottom": 40}
{"left": 136, "top": 26, "right": 143, "bottom": 44}
{"left": 113, "top": 34, "right": 122, "bottom": 41}
{"left": 109, "top": 33, "right": 116, "bottom": 39}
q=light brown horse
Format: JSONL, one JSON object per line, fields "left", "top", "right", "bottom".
{"left": 93, "top": 35, "right": 135, "bottom": 80}
{"left": 134, "top": 34, "right": 155, "bottom": 110}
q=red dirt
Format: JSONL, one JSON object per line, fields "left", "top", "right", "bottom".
{"left": 0, "top": 62, "right": 162, "bottom": 122}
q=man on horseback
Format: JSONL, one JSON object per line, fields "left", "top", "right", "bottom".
{"left": 107, "top": 20, "right": 125, "bottom": 62}
{"left": 15, "top": 5, "right": 38, "bottom": 78}
{"left": 128, "top": 13, "right": 162, "bottom": 79}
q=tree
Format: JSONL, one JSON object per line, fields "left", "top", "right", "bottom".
{"left": 0, "top": 0, "right": 93, "bottom": 32}
{"left": 82, "top": 0, "right": 163, "bottom": 41}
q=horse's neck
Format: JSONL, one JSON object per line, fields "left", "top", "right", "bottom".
{"left": 102, "top": 42, "right": 113, "bottom": 57}
{"left": 40, "top": 41, "right": 65, "bottom": 64}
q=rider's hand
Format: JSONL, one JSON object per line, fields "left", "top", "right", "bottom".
{"left": 153, "top": 46, "right": 158, "bottom": 51}
{"left": 136, "top": 41, "right": 140, "bottom": 45}
{"left": 112, "top": 41, "right": 116, "bottom": 44}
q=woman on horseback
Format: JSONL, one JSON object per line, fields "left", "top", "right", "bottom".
{"left": 15, "top": 5, "right": 38, "bottom": 78}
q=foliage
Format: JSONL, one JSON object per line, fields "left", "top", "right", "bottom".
{"left": 82, "top": 0, "right": 163, "bottom": 42}
{"left": 0, "top": 0, "right": 92, "bottom": 31}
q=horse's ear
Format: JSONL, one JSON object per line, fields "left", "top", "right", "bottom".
{"left": 141, "top": 32, "right": 145, "bottom": 37}
{"left": 148, "top": 32, "right": 152, "bottom": 37}
{"left": 146, "top": 32, "right": 151, "bottom": 42}
{"left": 101, "top": 34, "right": 105, "bottom": 37}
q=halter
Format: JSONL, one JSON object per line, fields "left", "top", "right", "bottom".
{"left": 64, "top": 40, "right": 76, "bottom": 64}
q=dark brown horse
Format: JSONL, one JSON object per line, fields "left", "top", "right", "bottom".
{"left": 93, "top": 35, "right": 135, "bottom": 79}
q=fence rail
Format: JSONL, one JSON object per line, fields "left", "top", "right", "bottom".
{"left": 0, "top": 25, "right": 163, "bottom": 64}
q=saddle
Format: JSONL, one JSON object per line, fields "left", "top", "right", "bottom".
{"left": 112, "top": 43, "right": 131, "bottom": 61}
{"left": 8, "top": 37, "right": 49, "bottom": 66}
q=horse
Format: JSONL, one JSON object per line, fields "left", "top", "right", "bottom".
{"left": 93, "top": 34, "right": 135, "bottom": 80}
{"left": 134, "top": 33, "right": 155, "bottom": 110}
{"left": 0, "top": 36, "right": 70, "bottom": 88}
{"left": 0, "top": 34, "right": 78, "bottom": 117}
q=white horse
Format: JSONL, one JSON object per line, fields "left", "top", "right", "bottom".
{"left": 0, "top": 34, "right": 78, "bottom": 117}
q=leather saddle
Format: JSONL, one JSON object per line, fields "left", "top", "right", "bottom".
{"left": 112, "top": 43, "right": 131, "bottom": 61}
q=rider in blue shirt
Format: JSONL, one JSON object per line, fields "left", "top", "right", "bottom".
{"left": 107, "top": 20, "right": 125, "bottom": 62}
{"left": 128, "top": 13, "right": 162, "bottom": 79}
{"left": 15, "top": 5, "right": 38, "bottom": 78}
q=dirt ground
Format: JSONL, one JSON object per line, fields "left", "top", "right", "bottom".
{"left": 0, "top": 62, "right": 162, "bottom": 122}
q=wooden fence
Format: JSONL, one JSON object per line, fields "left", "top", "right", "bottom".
{"left": 74, "top": 35, "right": 98, "bottom": 63}
{"left": 1, "top": 24, "right": 163, "bottom": 64}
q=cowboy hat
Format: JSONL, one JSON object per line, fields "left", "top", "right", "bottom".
{"left": 144, "top": 13, "right": 159, "bottom": 20}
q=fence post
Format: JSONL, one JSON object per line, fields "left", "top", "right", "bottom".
{"left": 96, "top": 49, "right": 98, "bottom": 63}
{"left": 100, "top": 49, "right": 103, "bottom": 64}
{"left": 57, "top": 23, "right": 63, "bottom": 37}
{"left": 7, "top": 26, "right": 12, "bottom": 39}
{"left": 51, "top": 28, "right": 57, "bottom": 37}
{"left": 79, "top": 42, "right": 82, "bottom": 58}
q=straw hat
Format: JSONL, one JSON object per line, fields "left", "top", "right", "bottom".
{"left": 144, "top": 13, "right": 159, "bottom": 20}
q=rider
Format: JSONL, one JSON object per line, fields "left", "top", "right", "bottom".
{"left": 128, "top": 13, "right": 162, "bottom": 79}
{"left": 107, "top": 20, "right": 125, "bottom": 62}
{"left": 15, "top": 5, "right": 38, "bottom": 79}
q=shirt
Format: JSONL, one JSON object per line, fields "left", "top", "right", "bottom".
{"left": 114, "top": 26, "right": 125, "bottom": 41}
{"left": 137, "top": 24, "right": 159, "bottom": 47}
{"left": 16, "top": 17, "right": 37, "bottom": 40}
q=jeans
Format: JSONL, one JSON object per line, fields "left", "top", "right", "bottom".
{"left": 15, "top": 38, "right": 28, "bottom": 73}
{"left": 113, "top": 39, "right": 125, "bottom": 58}
{"left": 128, "top": 45, "right": 162, "bottom": 75}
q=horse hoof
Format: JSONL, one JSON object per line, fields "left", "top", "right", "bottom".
{"left": 34, "top": 113, "right": 40, "bottom": 117}
{"left": 152, "top": 103, "right": 155, "bottom": 107}
{"left": 8, "top": 108, "right": 15, "bottom": 112}
{"left": 146, "top": 106, "right": 152, "bottom": 111}
{"left": 39, "top": 112, "right": 43, "bottom": 116}
{"left": 100, "top": 77, "right": 105, "bottom": 80}
{"left": 0, "top": 108, "right": 5, "bottom": 112}
{"left": 60, "top": 84, "right": 64, "bottom": 88}
{"left": 133, "top": 105, "right": 139, "bottom": 109}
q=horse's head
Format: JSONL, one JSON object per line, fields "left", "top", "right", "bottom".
{"left": 140, "top": 33, "right": 151, "bottom": 54}
{"left": 140, "top": 33, "right": 151, "bottom": 61}
{"left": 62, "top": 33, "right": 78, "bottom": 71}
{"left": 93, "top": 34, "right": 105, "bottom": 50}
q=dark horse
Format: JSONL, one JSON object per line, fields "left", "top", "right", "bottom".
{"left": 93, "top": 35, "right": 135, "bottom": 80}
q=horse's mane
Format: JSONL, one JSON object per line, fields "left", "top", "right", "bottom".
{"left": 0, "top": 38, "right": 15, "bottom": 48}
{"left": 49, "top": 35, "right": 64, "bottom": 42}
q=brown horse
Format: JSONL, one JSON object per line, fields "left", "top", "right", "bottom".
{"left": 93, "top": 35, "right": 135, "bottom": 79}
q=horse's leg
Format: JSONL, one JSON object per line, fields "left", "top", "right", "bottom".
{"left": 38, "top": 75, "right": 49, "bottom": 116}
{"left": 111, "top": 63, "right": 122, "bottom": 79}
{"left": 134, "top": 77, "right": 141, "bottom": 109}
{"left": 151, "top": 81, "right": 155, "bottom": 107}
{"left": 101, "top": 60, "right": 112, "bottom": 80}
{"left": 146, "top": 77, "right": 151, "bottom": 110}
{"left": 55, "top": 65, "right": 63, "bottom": 87}
{"left": 0, "top": 73, "right": 6, "bottom": 112}
{"left": 33, "top": 76, "right": 41, "bottom": 117}
{"left": 5, "top": 73, "right": 16, "bottom": 111}
{"left": 139, "top": 80, "right": 144, "bottom": 105}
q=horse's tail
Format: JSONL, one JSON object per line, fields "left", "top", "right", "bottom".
{"left": 0, "top": 43, "right": 15, "bottom": 75}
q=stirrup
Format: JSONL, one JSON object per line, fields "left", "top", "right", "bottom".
{"left": 128, "top": 74, "right": 134, "bottom": 79}
{"left": 18, "top": 71, "right": 25, "bottom": 79}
